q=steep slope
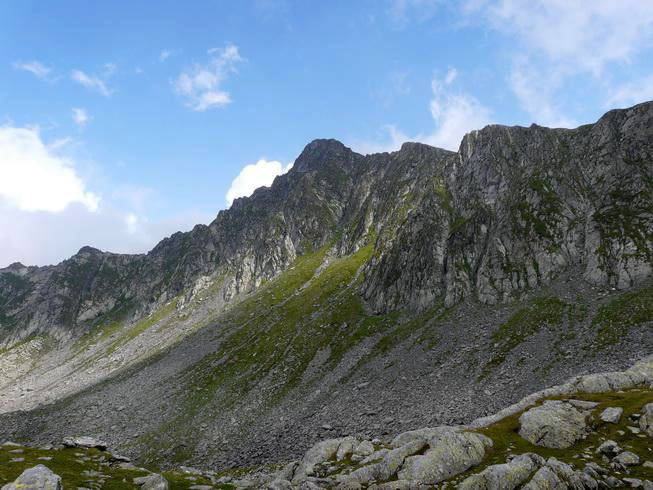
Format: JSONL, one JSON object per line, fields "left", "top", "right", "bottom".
{"left": 0, "top": 101, "right": 652, "bottom": 472}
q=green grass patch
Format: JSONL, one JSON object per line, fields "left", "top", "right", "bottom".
{"left": 0, "top": 445, "right": 151, "bottom": 489}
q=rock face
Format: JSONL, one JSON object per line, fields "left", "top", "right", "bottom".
{"left": 2, "top": 101, "right": 653, "bottom": 347}
{"left": 518, "top": 400, "right": 590, "bottom": 448}
{"left": 1, "top": 465, "right": 62, "bottom": 490}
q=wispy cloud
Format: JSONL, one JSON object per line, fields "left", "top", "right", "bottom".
{"left": 13, "top": 60, "right": 55, "bottom": 81}
{"left": 465, "top": 0, "right": 653, "bottom": 121}
{"left": 353, "top": 68, "right": 491, "bottom": 154}
{"left": 606, "top": 75, "right": 653, "bottom": 109}
{"left": 173, "top": 43, "right": 244, "bottom": 111}
{"left": 159, "top": 49, "right": 177, "bottom": 62}
{"left": 387, "top": 0, "right": 442, "bottom": 28}
{"left": 71, "top": 69, "right": 113, "bottom": 96}
{"left": 71, "top": 108, "right": 91, "bottom": 128}
{"left": 509, "top": 64, "right": 576, "bottom": 127}
{"left": 473, "top": 0, "right": 653, "bottom": 76}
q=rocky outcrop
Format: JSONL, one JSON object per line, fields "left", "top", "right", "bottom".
{"left": 518, "top": 399, "right": 592, "bottom": 448}
{"left": 457, "top": 453, "right": 544, "bottom": 490}
{"left": 1, "top": 465, "right": 62, "bottom": 490}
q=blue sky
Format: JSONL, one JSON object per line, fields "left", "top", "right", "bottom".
{"left": 2, "top": 0, "right": 653, "bottom": 266}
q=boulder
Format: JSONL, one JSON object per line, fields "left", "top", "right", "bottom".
{"left": 614, "top": 451, "right": 640, "bottom": 467}
{"left": 457, "top": 453, "right": 544, "bottom": 490}
{"left": 264, "top": 479, "right": 293, "bottom": 490}
{"left": 396, "top": 429, "right": 492, "bottom": 484}
{"left": 597, "top": 439, "right": 621, "bottom": 456}
{"left": 293, "top": 437, "right": 360, "bottom": 481}
{"left": 337, "top": 439, "right": 426, "bottom": 485}
{"left": 518, "top": 400, "right": 588, "bottom": 448}
{"left": 639, "top": 403, "right": 653, "bottom": 436}
{"left": 522, "top": 458, "right": 597, "bottom": 489}
{"left": 600, "top": 407, "right": 623, "bottom": 424}
{"left": 134, "top": 473, "right": 169, "bottom": 490}
{"left": 1, "top": 465, "right": 62, "bottom": 490}
{"left": 336, "top": 437, "right": 359, "bottom": 461}
{"left": 62, "top": 436, "right": 107, "bottom": 450}
{"left": 353, "top": 440, "right": 374, "bottom": 458}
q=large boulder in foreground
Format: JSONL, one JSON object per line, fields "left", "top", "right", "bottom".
{"left": 518, "top": 400, "right": 590, "bottom": 448}
{"left": 395, "top": 427, "right": 492, "bottom": 484}
{"left": 1, "top": 465, "right": 62, "bottom": 490}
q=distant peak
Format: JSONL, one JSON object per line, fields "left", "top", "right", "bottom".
{"left": 293, "top": 139, "right": 352, "bottom": 173}
{"left": 76, "top": 246, "right": 103, "bottom": 256}
{"left": 5, "top": 262, "right": 26, "bottom": 271}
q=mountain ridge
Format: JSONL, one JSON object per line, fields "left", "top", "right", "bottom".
{"left": 0, "top": 100, "right": 651, "bottom": 474}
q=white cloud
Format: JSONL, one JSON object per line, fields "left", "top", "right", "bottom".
{"left": 475, "top": 0, "right": 653, "bottom": 76}
{"left": 0, "top": 125, "right": 99, "bottom": 213}
{"left": 226, "top": 159, "right": 292, "bottom": 206}
{"left": 606, "top": 75, "right": 653, "bottom": 109}
{"left": 0, "top": 202, "right": 212, "bottom": 267}
{"left": 173, "top": 43, "right": 244, "bottom": 111}
{"left": 71, "top": 69, "right": 112, "bottom": 96}
{"left": 13, "top": 60, "right": 54, "bottom": 81}
{"left": 509, "top": 65, "right": 575, "bottom": 127}
{"left": 124, "top": 212, "right": 139, "bottom": 234}
{"left": 354, "top": 69, "right": 492, "bottom": 153}
{"left": 71, "top": 108, "right": 91, "bottom": 128}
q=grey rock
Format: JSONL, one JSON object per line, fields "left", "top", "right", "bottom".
{"left": 597, "top": 439, "right": 621, "bottom": 455}
{"left": 265, "top": 480, "right": 293, "bottom": 490}
{"left": 600, "top": 407, "right": 623, "bottom": 424}
{"left": 639, "top": 403, "right": 653, "bottom": 436}
{"left": 1, "top": 465, "right": 62, "bottom": 490}
{"left": 614, "top": 451, "right": 640, "bottom": 467}
{"left": 523, "top": 458, "right": 597, "bottom": 490}
{"left": 518, "top": 400, "right": 588, "bottom": 448}
{"left": 62, "top": 436, "right": 107, "bottom": 450}
{"left": 353, "top": 440, "right": 374, "bottom": 458}
{"left": 294, "top": 437, "right": 359, "bottom": 481}
{"left": 397, "top": 429, "right": 492, "bottom": 484}
{"left": 623, "top": 478, "right": 644, "bottom": 488}
{"left": 458, "top": 453, "right": 543, "bottom": 489}
{"left": 134, "top": 474, "right": 169, "bottom": 490}
{"left": 338, "top": 439, "right": 426, "bottom": 485}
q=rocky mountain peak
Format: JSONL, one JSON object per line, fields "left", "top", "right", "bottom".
{"left": 292, "top": 138, "right": 355, "bottom": 173}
